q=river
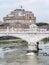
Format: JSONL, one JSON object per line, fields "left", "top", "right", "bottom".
{"left": 0, "top": 42, "right": 49, "bottom": 65}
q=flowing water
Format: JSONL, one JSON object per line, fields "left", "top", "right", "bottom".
{"left": 0, "top": 42, "right": 49, "bottom": 65}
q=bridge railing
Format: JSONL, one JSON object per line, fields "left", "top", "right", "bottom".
{"left": 0, "top": 28, "right": 49, "bottom": 34}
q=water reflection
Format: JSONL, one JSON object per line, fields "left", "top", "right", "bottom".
{"left": 1, "top": 53, "right": 49, "bottom": 65}
{"left": 4, "top": 54, "right": 38, "bottom": 65}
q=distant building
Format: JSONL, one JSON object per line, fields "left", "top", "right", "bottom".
{"left": 3, "top": 9, "right": 36, "bottom": 29}
{"left": 38, "top": 25, "right": 49, "bottom": 31}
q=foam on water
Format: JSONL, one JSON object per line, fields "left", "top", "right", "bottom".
{"left": 0, "top": 47, "right": 17, "bottom": 58}
{"left": 0, "top": 48, "right": 5, "bottom": 58}
{"left": 26, "top": 52, "right": 36, "bottom": 56}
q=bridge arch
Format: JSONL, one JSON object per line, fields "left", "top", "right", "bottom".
{"left": 0, "top": 36, "right": 21, "bottom": 40}
{"left": 0, "top": 35, "right": 28, "bottom": 43}
{"left": 0, "top": 32, "right": 49, "bottom": 44}
{"left": 36, "top": 34, "right": 49, "bottom": 43}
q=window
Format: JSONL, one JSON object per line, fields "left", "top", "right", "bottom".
{"left": 29, "top": 16, "right": 31, "bottom": 19}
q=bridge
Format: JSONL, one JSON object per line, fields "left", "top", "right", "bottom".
{"left": 0, "top": 24, "right": 49, "bottom": 52}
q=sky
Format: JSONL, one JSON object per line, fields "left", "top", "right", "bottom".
{"left": 0, "top": 0, "right": 49, "bottom": 23}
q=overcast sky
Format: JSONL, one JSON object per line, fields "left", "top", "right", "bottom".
{"left": 0, "top": 0, "right": 49, "bottom": 23}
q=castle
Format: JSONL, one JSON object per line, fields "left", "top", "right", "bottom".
{"left": 0, "top": 9, "right": 36, "bottom": 30}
